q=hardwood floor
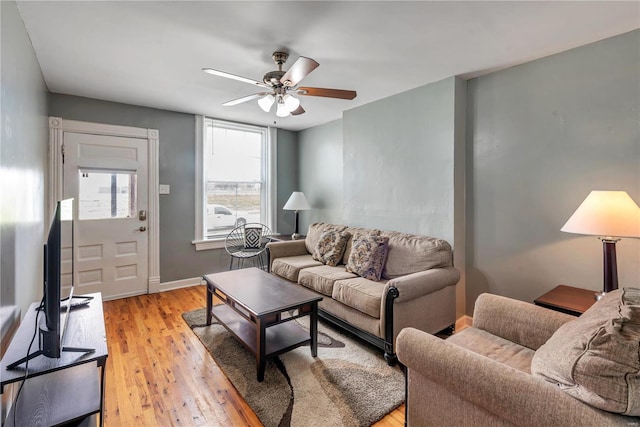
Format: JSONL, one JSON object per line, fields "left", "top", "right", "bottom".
{"left": 102, "top": 286, "right": 405, "bottom": 426}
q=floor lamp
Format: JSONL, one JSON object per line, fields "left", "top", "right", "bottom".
{"left": 561, "top": 190, "right": 640, "bottom": 300}
{"left": 283, "top": 192, "right": 311, "bottom": 240}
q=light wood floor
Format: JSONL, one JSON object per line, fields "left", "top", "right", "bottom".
{"left": 102, "top": 286, "right": 405, "bottom": 426}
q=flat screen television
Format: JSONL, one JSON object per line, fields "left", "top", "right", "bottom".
{"left": 7, "top": 198, "right": 92, "bottom": 369}
{"left": 41, "top": 198, "right": 72, "bottom": 358}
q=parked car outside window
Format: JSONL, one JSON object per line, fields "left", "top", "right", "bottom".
{"left": 206, "top": 204, "right": 259, "bottom": 231}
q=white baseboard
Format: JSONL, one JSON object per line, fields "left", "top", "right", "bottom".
{"left": 103, "top": 290, "right": 148, "bottom": 302}
{"left": 158, "top": 276, "right": 203, "bottom": 293}
{"left": 148, "top": 276, "right": 161, "bottom": 294}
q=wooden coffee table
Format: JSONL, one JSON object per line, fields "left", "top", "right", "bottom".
{"left": 203, "top": 267, "right": 322, "bottom": 382}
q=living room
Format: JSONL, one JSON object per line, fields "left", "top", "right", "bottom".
{"left": 2, "top": 1, "right": 639, "bottom": 426}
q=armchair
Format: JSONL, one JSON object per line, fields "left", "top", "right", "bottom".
{"left": 397, "top": 292, "right": 640, "bottom": 426}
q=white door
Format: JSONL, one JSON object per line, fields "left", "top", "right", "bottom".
{"left": 63, "top": 132, "right": 149, "bottom": 299}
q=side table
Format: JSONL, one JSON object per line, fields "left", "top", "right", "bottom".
{"left": 534, "top": 285, "right": 596, "bottom": 316}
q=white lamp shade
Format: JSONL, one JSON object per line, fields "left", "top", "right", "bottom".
{"left": 283, "top": 192, "right": 311, "bottom": 211}
{"left": 561, "top": 190, "right": 640, "bottom": 238}
{"left": 276, "top": 101, "right": 290, "bottom": 117}
{"left": 258, "top": 94, "right": 275, "bottom": 112}
{"left": 283, "top": 94, "right": 300, "bottom": 112}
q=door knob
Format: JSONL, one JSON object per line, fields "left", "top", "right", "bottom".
{"left": 137, "top": 226, "right": 147, "bottom": 232}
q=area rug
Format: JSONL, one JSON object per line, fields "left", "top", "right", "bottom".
{"left": 182, "top": 308, "right": 404, "bottom": 427}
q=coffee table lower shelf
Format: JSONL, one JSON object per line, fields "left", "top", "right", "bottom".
{"left": 211, "top": 304, "right": 311, "bottom": 358}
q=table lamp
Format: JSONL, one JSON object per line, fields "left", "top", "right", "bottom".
{"left": 561, "top": 190, "right": 640, "bottom": 300}
{"left": 283, "top": 191, "right": 311, "bottom": 240}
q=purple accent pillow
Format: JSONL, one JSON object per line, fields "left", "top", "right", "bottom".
{"left": 346, "top": 235, "right": 389, "bottom": 281}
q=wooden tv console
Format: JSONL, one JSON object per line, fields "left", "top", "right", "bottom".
{"left": 0, "top": 292, "right": 108, "bottom": 426}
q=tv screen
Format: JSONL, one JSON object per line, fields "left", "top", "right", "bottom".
{"left": 42, "top": 198, "right": 74, "bottom": 358}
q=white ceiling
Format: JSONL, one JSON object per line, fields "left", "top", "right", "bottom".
{"left": 17, "top": 1, "right": 640, "bottom": 132}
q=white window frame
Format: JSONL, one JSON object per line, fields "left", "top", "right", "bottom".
{"left": 193, "top": 116, "right": 276, "bottom": 250}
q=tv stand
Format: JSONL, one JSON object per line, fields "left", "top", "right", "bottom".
{"left": 5, "top": 342, "right": 95, "bottom": 370}
{"left": 0, "top": 293, "right": 108, "bottom": 426}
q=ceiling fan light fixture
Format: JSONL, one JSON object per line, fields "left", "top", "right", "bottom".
{"left": 283, "top": 94, "right": 300, "bottom": 112}
{"left": 203, "top": 50, "right": 356, "bottom": 119}
{"left": 276, "top": 101, "right": 290, "bottom": 117}
{"left": 257, "top": 94, "right": 275, "bottom": 112}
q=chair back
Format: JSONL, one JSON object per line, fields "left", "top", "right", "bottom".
{"left": 225, "top": 223, "right": 273, "bottom": 256}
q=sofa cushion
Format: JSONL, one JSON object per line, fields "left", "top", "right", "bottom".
{"left": 381, "top": 231, "right": 453, "bottom": 279}
{"left": 531, "top": 288, "right": 640, "bottom": 416}
{"left": 345, "top": 235, "right": 389, "bottom": 281}
{"left": 312, "top": 230, "right": 351, "bottom": 266}
{"left": 298, "top": 265, "right": 357, "bottom": 297}
{"left": 332, "top": 277, "right": 386, "bottom": 318}
{"left": 271, "top": 255, "right": 323, "bottom": 282}
{"left": 305, "top": 223, "right": 347, "bottom": 255}
{"left": 447, "top": 328, "right": 535, "bottom": 374}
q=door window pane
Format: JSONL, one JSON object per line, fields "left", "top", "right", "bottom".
{"left": 78, "top": 169, "right": 137, "bottom": 220}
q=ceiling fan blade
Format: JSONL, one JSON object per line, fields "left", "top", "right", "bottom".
{"left": 280, "top": 57, "right": 319, "bottom": 87}
{"left": 223, "top": 93, "right": 268, "bottom": 106}
{"left": 297, "top": 87, "right": 357, "bottom": 100}
{"left": 290, "top": 105, "right": 305, "bottom": 116}
{"left": 202, "top": 68, "right": 270, "bottom": 88}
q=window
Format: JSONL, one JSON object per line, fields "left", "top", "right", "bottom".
{"left": 194, "top": 117, "right": 275, "bottom": 249}
{"left": 78, "top": 169, "right": 137, "bottom": 220}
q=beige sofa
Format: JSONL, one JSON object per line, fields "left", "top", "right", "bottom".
{"left": 397, "top": 290, "right": 640, "bottom": 426}
{"left": 267, "top": 222, "right": 460, "bottom": 363}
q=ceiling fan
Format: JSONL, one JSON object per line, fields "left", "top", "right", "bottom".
{"left": 202, "top": 51, "right": 357, "bottom": 117}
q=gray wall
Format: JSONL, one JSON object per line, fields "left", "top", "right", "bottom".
{"left": 1, "top": 1, "right": 50, "bottom": 316}
{"left": 342, "top": 77, "right": 461, "bottom": 243}
{"left": 466, "top": 29, "right": 640, "bottom": 310}
{"left": 298, "top": 119, "right": 344, "bottom": 232}
{"left": 298, "top": 77, "right": 463, "bottom": 243}
{"left": 48, "top": 94, "right": 298, "bottom": 282}
{"left": 275, "top": 129, "right": 299, "bottom": 235}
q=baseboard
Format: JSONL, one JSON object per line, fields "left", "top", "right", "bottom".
{"left": 148, "top": 276, "right": 161, "bottom": 294}
{"left": 159, "top": 276, "right": 203, "bottom": 293}
{"left": 103, "top": 290, "right": 148, "bottom": 301}
{"left": 455, "top": 315, "right": 473, "bottom": 332}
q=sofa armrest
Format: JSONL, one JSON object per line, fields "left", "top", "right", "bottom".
{"left": 396, "top": 328, "right": 631, "bottom": 427}
{"left": 266, "top": 239, "right": 308, "bottom": 261}
{"left": 386, "top": 267, "right": 459, "bottom": 303}
{"left": 472, "top": 293, "right": 574, "bottom": 350}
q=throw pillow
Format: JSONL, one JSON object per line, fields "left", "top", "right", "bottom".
{"left": 345, "top": 235, "right": 389, "bottom": 281}
{"left": 531, "top": 287, "right": 640, "bottom": 415}
{"left": 305, "top": 223, "right": 347, "bottom": 255}
{"left": 312, "top": 231, "right": 351, "bottom": 267}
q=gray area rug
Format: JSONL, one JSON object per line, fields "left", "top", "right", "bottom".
{"left": 182, "top": 308, "right": 405, "bottom": 427}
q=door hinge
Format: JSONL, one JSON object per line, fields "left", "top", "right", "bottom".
{"left": 61, "top": 144, "right": 65, "bottom": 163}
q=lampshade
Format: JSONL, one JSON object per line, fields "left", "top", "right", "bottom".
{"left": 283, "top": 192, "right": 311, "bottom": 211}
{"left": 283, "top": 94, "right": 300, "bottom": 111}
{"left": 258, "top": 94, "right": 275, "bottom": 112}
{"left": 561, "top": 191, "right": 640, "bottom": 238}
{"left": 276, "top": 101, "right": 290, "bottom": 117}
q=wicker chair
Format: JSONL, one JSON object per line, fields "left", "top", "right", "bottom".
{"left": 224, "top": 223, "right": 272, "bottom": 270}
